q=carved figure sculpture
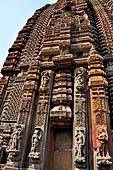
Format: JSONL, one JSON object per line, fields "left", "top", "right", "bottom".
{"left": 40, "top": 71, "right": 50, "bottom": 92}
{"left": 76, "top": 68, "right": 85, "bottom": 90}
{"left": 75, "top": 129, "right": 85, "bottom": 157}
{"left": 7, "top": 125, "right": 23, "bottom": 151}
{"left": 81, "top": 10, "right": 90, "bottom": 26}
{"left": 96, "top": 127, "right": 109, "bottom": 157}
{"left": 31, "top": 127, "right": 42, "bottom": 153}
{"left": 60, "top": 43, "right": 69, "bottom": 55}
{"left": 29, "top": 126, "right": 43, "bottom": 160}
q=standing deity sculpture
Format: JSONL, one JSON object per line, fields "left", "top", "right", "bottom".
{"left": 40, "top": 71, "right": 50, "bottom": 92}
{"left": 76, "top": 67, "right": 85, "bottom": 90}
{"left": 75, "top": 130, "right": 85, "bottom": 157}
{"left": 7, "top": 125, "right": 23, "bottom": 152}
{"left": 96, "top": 127, "right": 109, "bottom": 157}
{"left": 29, "top": 126, "right": 43, "bottom": 160}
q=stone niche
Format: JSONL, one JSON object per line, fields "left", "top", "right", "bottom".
{"left": 47, "top": 128, "right": 72, "bottom": 170}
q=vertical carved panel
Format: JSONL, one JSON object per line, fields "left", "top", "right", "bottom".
{"left": 28, "top": 70, "right": 53, "bottom": 170}
{"left": 88, "top": 48, "right": 112, "bottom": 170}
{"left": 73, "top": 67, "right": 87, "bottom": 170}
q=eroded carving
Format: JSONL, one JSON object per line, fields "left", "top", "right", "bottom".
{"left": 29, "top": 126, "right": 43, "bottom": 161}
{"left": 96, "top": 127, "right": 109, "bottom": 158}
{"left": 74, "top": 128, "right": 85, "bottom": 163}
{"left": 40, "top": 71, "right": 51, "bottom": 92}
{"left": 6, "top": 125, "right": 23, "bottom": 162}
{"left": 74, "top": 67, "right": 87, "bottom": 169}
{"left": 76, "top": 67, "right": 86, "bottom": 90}
{"left": 96, "top": 111, "right": 106, "bottom": 125}
{"left": 7, "top": 125, "right": 23, "bottom": 152}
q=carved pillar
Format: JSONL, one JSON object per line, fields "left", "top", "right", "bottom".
{"left": 73, "top": 67, "right": 87, "bottom": 170}
{"left": 88, "top": 48, "right": 113, "bottom": 170}
{"left": 28, "top": 70, "right": 53, "bottom": 170}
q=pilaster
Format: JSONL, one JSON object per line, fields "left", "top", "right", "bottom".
{"left": 73, "top": 67, "right": 88, "bottom": 170}
{"left": 88, "top": 47, "right": 113, "bottom": 170}
{"left": 28, "top": 70, "right": 54, "bottom": 170}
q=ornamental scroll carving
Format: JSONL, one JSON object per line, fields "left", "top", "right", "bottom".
{"left": 73, "top": 67, "right": 87, "bottom": 169}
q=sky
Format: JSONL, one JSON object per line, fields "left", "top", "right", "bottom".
{"left": 0, "top": 0, "right": 56, "bottom": 74}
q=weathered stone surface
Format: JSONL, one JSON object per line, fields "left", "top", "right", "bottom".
{"left": 0, "top": 0, "right": 113, "bottom": 169}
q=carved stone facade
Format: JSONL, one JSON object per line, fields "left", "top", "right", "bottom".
{"left": 73, "top": 67, "right": 87, "bottom": 170}
{"left": 0, "top": 0, "right": 113, "bottom": 169}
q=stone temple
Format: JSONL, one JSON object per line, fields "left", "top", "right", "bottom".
{"left": 0, "top": 0, "right": 113, "bottom": 169}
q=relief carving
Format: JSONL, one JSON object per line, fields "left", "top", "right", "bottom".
{"left": 74, "top": 67, "right": 87, "bottom": 169}
{"left": 96, "top": 127, "right": 112, "bottom": 166}
{"left": 7, "top": 125, "right": 23, "bottom": 152}
{"left": 76, "top": 112, "right": 85, "bottom": 127}
{"left": 50, "top": 105, "right": 72, "bottom": 119}
{"left": 96, "top": 127, "right": 109, "bottom": 158}
{"left": 6, "top": 125, "right": 23, "bottom": 162}
{"left": 93, "top": 97, "right": 105, "bottom": 111}
{"left": 74, "top": 128, "right": 85, "bottom": 163}
{"left": 88, "top": 52, "right": 112, "bottom": 168}
{"left": 2, "top": 125, "right": 12, "bottom": 149}
{"left": 81, "top": 10, "right": 90, "bottom": 26}
{"left": 40, "top": 71, "right": 51, "bottom": 92}
{"left": 19, "top": 100, "right": 31, "bottom": 124}
{"left": 51, "top": 72, "right": 72, "bottom": 121}
{"left": 96, "top": 111, "right": 106, "bottom": 125}
{"left": 75, "top": 67, "right": 86, "bottom": 90}
{"left": 38, "top": 103, "right": 48, "bottom": 113}
{"left": 59, "top": 43, "right": 69, "bottom": 55}
{"left": 76, "top": 100, "right": 86, "bottom": 114}
{"left": 29, "top": 126, "right": 43, "bottom": 162}
{"left": 37, "top": 110, "right": 46, "bottom": 127}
